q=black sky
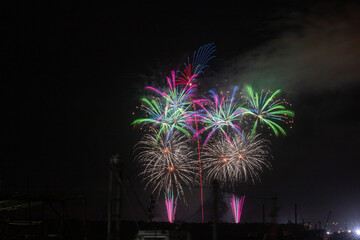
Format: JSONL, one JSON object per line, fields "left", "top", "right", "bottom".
{"left": 2, "top": 0, "right": 360, "bottom": 226}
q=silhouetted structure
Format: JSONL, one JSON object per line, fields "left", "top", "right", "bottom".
{"left": 0, "top": 193, "right": 86, "bottom": 239}
{"left": 107, "top": 155, "right": 124, "bottom": 240}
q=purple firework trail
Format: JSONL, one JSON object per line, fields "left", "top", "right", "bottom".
{"left": 164, "top": 190, "right": 178, "bottom": 223}
{"left": 230, "top": 194, "right": 245, "bottom": 223}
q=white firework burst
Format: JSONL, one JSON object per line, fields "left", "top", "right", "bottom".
{"left": 202, "top": 133, "right": 271, "bottom": 186}
{"left": 134, "top": 130, "right": 197, "bottom": 199}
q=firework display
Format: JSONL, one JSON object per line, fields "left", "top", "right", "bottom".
{"left": 244, "top": 85, "right": 295, "bottom": 138}
{"left": 176, "top": 43, "right": 216, "bottom": 222}
{"left": 134, "top": 130, "right": 197, "bottom": 199}
{"left": 194, "top": 86, "right": 246, "bottom": 146}
{"left": 132, "top": 71, "right": 197, "bottom": 143}
{"left": 131, "top": 43, "right": 294, "bottom": 223}
{"left": 202, "top": 133, "right": 271, "bottom": 186}
{"left": 230, "top": 195, "right": 245, "bottom": 223}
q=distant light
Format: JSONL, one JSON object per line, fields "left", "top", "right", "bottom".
{"left": 326, "top": 231, "right": 330, "bottom": 235}
{"left": 338, "top": 231, "right": 340, "bottom": 233}
{"left": 348, "top": 230, "right": 351, "bottom": 233}
{"left": 356, "top": 229, "right": 360, "bottom": 235}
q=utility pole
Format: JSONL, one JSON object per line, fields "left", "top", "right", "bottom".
{"left": 212, "top": 179, "right": 218, "bottom": 240}
{"left": 269, "top": 193, "right": 278, "bottom": 224}
{"left": 262, "top": 204, "right": 265, "bottom": 225}
{"left": 107, "top": 163, "right": 113, "bottom": 240}
{"left": 324, "top": 211, "right": 331, "bottom": 232}
{"left": 107, "top": 155, "right": 124, "bottom": 240}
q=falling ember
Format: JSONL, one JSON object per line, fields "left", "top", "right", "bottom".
{"left": 164, "top": 190, "right": 178, "bottom": 223}
{"left": 230, "top": 195, "right": 245, "bottom": 224}
{"left": 222, "top": 157, "right": 228, "bottom": 162}
{"left": 238, "top": 154, "right": 243, "bottom": 159}
{"left": 169, "top": 166, "right": 174, "bottom": 172}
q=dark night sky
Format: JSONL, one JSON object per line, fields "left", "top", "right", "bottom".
{"left": 2, "top": 0, "right": 360, "bottom": 227}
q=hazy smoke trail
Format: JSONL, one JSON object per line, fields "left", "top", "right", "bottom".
{"left": 221, "top": 2, "right": 360, "bottom": 94}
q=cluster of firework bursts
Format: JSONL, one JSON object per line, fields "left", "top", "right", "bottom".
{"left": 132, "top": 43, "right": 294, "bottom": 223}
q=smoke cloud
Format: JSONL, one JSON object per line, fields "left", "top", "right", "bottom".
{"left": 220, "top": 1, "right": 360, "bottom": 94}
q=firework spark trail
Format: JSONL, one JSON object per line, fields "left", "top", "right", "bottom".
{"left": 132, "top": 71, "right": 199, "bottom": 144}
{"left": 194, "top": 87, "right": 246, "bottom": 147}
{"left": 165, "top": 190, "right": 178, "bottom": 223}
{"left": 134, "top": 130, "right": 197, "bottom": 199}
{"left": 230, "top": 195, "right": 245, "bottom": 223}
{"left": 192, "top": 103, "right": 204, "bottom": 222}
{"left": 244, "top": 85, "right": 295, "bottom": 138}
{"left": 177, "top": 43, "right": 216, "bottom": 222}
{"left": 177, "top": 43, "right": 216, "bottom": 85}
{"left": 202, "top": 133, "right": 271, "bottom": 186}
